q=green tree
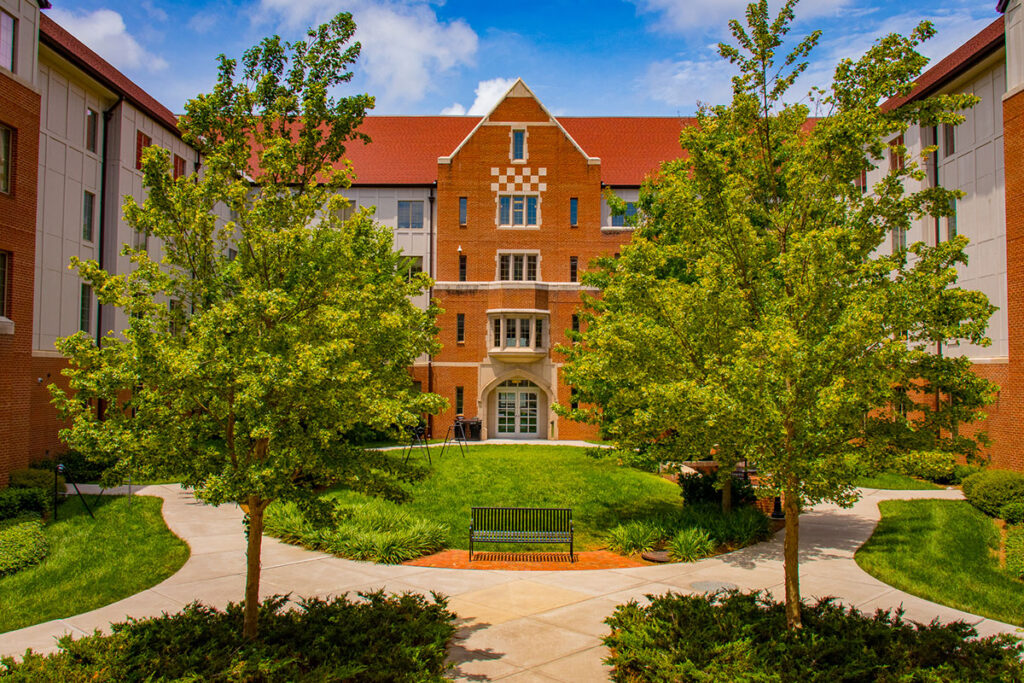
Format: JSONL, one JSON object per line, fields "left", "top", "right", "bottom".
{"left": 558, "top": 0, "right": 994, "bottom": 628}
{"left": 51, "top": 14, "right": 445, "bottom": 639}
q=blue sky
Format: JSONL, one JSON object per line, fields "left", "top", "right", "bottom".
{"left": 45, "top": 0, "right": 1003, "bottom": 116}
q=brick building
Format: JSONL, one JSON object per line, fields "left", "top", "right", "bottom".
{"left": 3, "top": 1, "right": 1024, "bottom": 482}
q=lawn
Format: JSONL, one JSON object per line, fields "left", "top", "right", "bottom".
{"left": 326, "top": 444, "right": 683, "bottom": 551}
{"left": 0, "top": 495, "right": 189, "bottom": 633}
{"left": 855, "top": 499, "right": 1024, "bottom": 626}
{"left": 854, "top": 472, "right": 941, "bottom": 490}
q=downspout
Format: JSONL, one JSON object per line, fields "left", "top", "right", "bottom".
{"left": 95, "top": 96, "right": 122, "bottom": 421}
{"left": 95, "top": 96, "right": 123, "bottom": 347}
{"left": 427, "top": 182, "right": 436, "bottom": 438}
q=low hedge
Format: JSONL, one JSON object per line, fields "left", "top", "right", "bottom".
{"left": 605, "top": 504, "right": 772, "bottom": 557}
{"left": 0, "top": 487, "right": 49, "bottom": 521}
{"left": 962, "top": 469, "right": 1024, "bottom": 517}
{"left": 0, "top": 592, "right": 456, "bottom": 682}
{"left": 604, "top": 591, "right": 1023, "bottom": 682}
{"left": 9, "top": 468, "right": 65, "bottom": 492}
{"left": 0, "top": 518, "right": 48, "bottom": 577}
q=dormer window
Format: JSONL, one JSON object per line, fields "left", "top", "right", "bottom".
{"left": 511, "top": 129, "right": 526, "bottom": 162}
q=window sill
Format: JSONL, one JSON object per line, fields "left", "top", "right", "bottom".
{"left": 601, "top": 225, "right": 635, "bottom": 233}
{"left": 497, "top": 225, "right": 541, "bottom": 230}
{"left": 0, "top": 316, "right": 13, "bottom": 335}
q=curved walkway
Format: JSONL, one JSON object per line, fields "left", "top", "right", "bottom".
{"left": 0, "top": 485, "right": 1020, "bottom": 681}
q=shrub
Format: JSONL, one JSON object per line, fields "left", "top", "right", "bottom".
{"left": 606, "top": 521, "right": 662, "bottom": 555}
{"left": 0, "top": 518, "right": 48, "bottom": 577}
{"left": 0, "top": 592, "right": 456, "bottom": 681}
{"left": 264, "top": 500, "right": 447, "bottom": 564}
{"left": 895, "top": 450, "right": 957, "bottom": 483}
{"left": 678, "top": 470, "right": 755, "bottom": 507}
{"left": 668, "top": 528, "right": 715, "bottom": 562}
{"left": 0, "top": 487, "right": 49, "bottom": 521}
{"left": 1001, "top": 501, "right": 1024, "bottom": 526}
{"left": 9, "top": 468, "right": 65, "bottom": 492}
{"left": 604, "top": 590, "right": 1024, "bottom": 682}
{"left": 33, "top": 451, "right": 115, "bottom": 484}
{"left": 713, "top": 506, "right": 773, "bottom": 546}
{"left": 951, "top": 463, "right": 984, "bottom": 485}
{"left": 962, "top": 469, "right": 1024, "bottom": 517}
{"left": 1006, "top": 525, "right": 1024, "bottom": 581}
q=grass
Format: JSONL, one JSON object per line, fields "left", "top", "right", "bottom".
{"left": 855, "top": 471, "right": 941, "bottom": 490}
{"left": 0, "top": 495, "right": 189, "bottom": 633}
{"left": 324, "top": 445, "right": 683, "bottom": 551}
{"left": 855, "top": 499, "right": 1024, "bottom": 626}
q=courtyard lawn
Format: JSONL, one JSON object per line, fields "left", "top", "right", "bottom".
{"left": 855, "top": 472, "right": 941, "bottom": 490}
{"left": 327, "top": 444, "right": 683, "bottom": 551}
{"left": 0, "top": 495, "right": 189, "bottom": 633}
{"left": 855, "top": 499, "right": 1024, "bottom": 626}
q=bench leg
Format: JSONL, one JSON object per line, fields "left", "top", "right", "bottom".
{"left": 570, "top": 538, "right": 574, "bottom": 563}
{"left": 469, "top": 538, "right": 473, "bottom": 562}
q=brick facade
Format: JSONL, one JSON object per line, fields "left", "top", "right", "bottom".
{"left": 987, "top": 87, "right": 1024, "bottom": 470}
{"left": 0, "top": 73, "right": 40, "bottom": 485}
{"left": 431, "top": 86, "right": 634, "bottom": 440}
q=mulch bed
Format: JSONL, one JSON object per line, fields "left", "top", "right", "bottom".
{"left": 403, "top": 549, "right": 648, "bottom": 570}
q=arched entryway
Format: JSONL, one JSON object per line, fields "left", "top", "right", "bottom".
{"left": 487, "top": 379, "right": 548, "bottom": 439}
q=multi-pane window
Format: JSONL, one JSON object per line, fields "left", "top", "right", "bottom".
{"left": 611, "top": 202, "right": 636, "bottom": 227}
{"left": 889, "top": 134, "right": 905, "bottom": 172}
{"left": 571, "top": 314, "right": 580, "bottom": 333}
{"left": 459, "top": 196, "right": 467, "bottom": 225}
{"left": 133, "top": 227, "right": 148, "bottom": 251}
{"left": 511, "top": 129, "right": 525, "bottom": 161}
{"left": 498, "top": 253, "right": 538, "bottom": 282}
{"left": 456, "top": 313, "right": 465, "bottom": 342}
{"left": 569, "top": 256, "right": 578, "bottom": 282}
{"left": 79, "top": 283, "right": 92, "bottom": 333}
{"left": 490, "top": 316, "right": 546, "bottom": 350}
{"left": 499, "top": 195, "right": 538, "bottom": 227}
{"left": 227, "top": 248, "right": 237, "bottom": 261}
{"left": 169, "top": 299, "right": 183, "bottom": 336}
{"left": 397, "top": 200, "right": 424, "bottom": 229}
{"left": 135, "top": 130, "right": 152, "bottom": 170}
{"left": 570, "top": 197, "right": 578, "bottom": 226}
{"left": 459, "top": 254, "right": 467, "bottom": 282}
{"left": 335, "top": 199, "right": 355, "bottom": 223}
{"left": 0, "top": 250, "right": 9, "bottom": 318}
{"left": 943, "top": 124, "right": 956, "bottom": 157}
{"left": 86, "top": 109, "right": 98, "bottom": 153}
{"left": 173, "top": 154, "right": 186, "bottom": 180}
{"left": 0, "top": 11, "right": 14, "bottom": 72}
{"left": 0, "top": 124, "right": 10, "bottom": 194}
{"left": 570, "top": 387, "right": 579, "bottom": 411}
{"left": 455, "top": 386, "right": 464, "bottom": 415}
{"left": 82, "top": 191, "right": 95, "bottom": 241}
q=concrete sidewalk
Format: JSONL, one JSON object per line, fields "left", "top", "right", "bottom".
{"left": 0, "top": 484, "right": 1019, "bottom": 681}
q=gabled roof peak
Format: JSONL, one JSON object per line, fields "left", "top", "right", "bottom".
{"left": 440, "top": 77, "right": 600, "bottom": 165}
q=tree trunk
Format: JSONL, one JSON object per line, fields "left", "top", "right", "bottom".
{"left": 721, "top": 477, "right": 733, "bottom": 514}
{"left": 782, "top": 484, "right": 801, "bottom": 629}
{"left": 243, "top": 494, "right": 264, "bottom": 640}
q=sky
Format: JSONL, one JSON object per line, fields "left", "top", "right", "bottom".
{"left": 44, "top": 0, "right": 1004, "bottom": 117}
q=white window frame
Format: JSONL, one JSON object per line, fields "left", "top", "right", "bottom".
{"left": 488, "top": 313, "right": 547, "bottom": 351}
{"left": 496, "top": 194, "right": 541, "bottom": 229}
{"left": 397, "top": 200, "right": 424, "bottom": 229}
{"left": 510, "top": 127, "right": 527, "bottom": 163}
{"left": 0, "top": 124, "right": 11, "bottom": 195}
{"left": 0, "top": 11, "right": 15, "bottom": 74}
{"left": 496, "top": 250, "right": 541, "bottom": 282}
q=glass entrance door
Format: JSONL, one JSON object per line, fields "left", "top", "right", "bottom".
{"left": 495, "top": 381, "right": 541, "bottom": 437}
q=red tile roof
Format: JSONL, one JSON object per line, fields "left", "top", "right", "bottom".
{"left": 39, "top": 13, "right": 180, "bottom": 136}
{"left": 883, "top": 16, "right": 1005, "bottom": 111}
{"left": 344, "top": 116, "right": 479, "bottom": 185}
{"left": 341, "top": 116, "right": 693, "bottom": 186}
{"left": 561, "top": 117, "right": 695, "bottom": 186}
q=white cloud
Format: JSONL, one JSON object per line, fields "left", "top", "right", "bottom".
{"left": 188, "top": 10, "right": 219, "bottom": 35}
{"left": 641, "top": 54, "right": 738, "bottom": 111}
{"left": 632, "top": 0, "right": 853, "bottom": 35}
{"left": 442, "top": 77, "right": 516, "bottom": 115}
{"left": 255, "top": 0, "right": 478, "bottom": 105}
{"left": 47, "top": 8, "right": 168, "bottom": 72}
